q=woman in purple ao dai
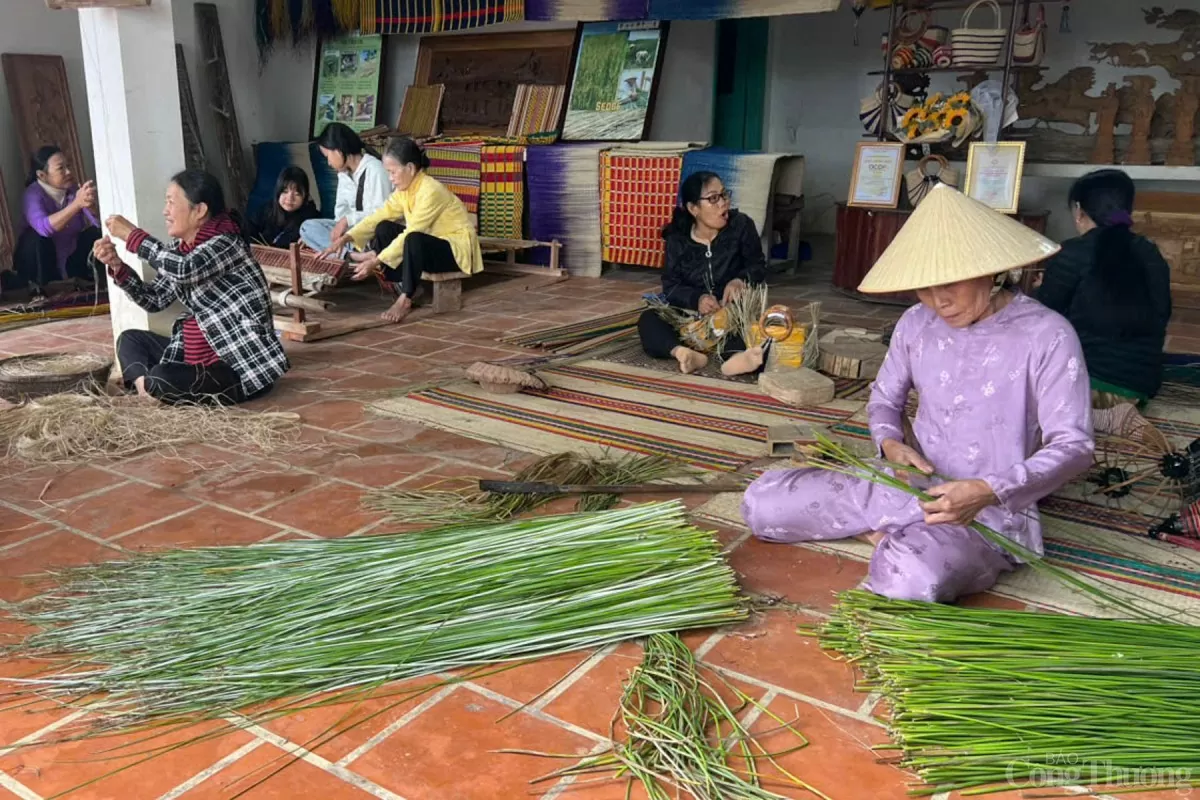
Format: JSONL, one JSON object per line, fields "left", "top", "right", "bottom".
{"left": 742, "top": 185, "right": 1096, "bottom": 603}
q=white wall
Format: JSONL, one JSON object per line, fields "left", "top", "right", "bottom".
{"left": 768, "top": 0, "right": 1200, "bottom": 240}
{"left": 0, "top": 0, "right": 95, "bottom": 231}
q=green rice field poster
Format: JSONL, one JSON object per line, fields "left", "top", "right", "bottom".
{"left": 562, "top": 21, "right": 668, "bottom": 142}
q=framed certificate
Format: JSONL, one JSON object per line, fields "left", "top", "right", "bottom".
{"left": 964, "top": 141, "right": 1027, "bottom": 214}
{"left": 848, "top": 143, "right": 905, "bottom": 209}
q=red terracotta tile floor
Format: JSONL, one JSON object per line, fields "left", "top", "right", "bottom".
{"left": 0, "top": 268, "right": 1130, "bottom": 799}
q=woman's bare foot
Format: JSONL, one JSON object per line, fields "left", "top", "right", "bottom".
{"left": 382, "top": 294, "right": 413, "bottom": 324}
{"left": 721, "top": 345, "right": 765, "bottom": 376}
{"left": 348, "top": 250, "right": 376, "bottom": 263}
{"left": 671, "top": 346, "right": 708, "bottom": 374}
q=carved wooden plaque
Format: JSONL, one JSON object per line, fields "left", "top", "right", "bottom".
{"left": 0, "top": 168, "right": 14, "bottom": 272}
{"left": 1134, "top": 192, "right": 1200, "bottom": 310}
{"left": 2, "top": 54, "right": 87, "bottom": 183}
{"left": 414, "top": 29, "right": 577, "bottom": 136}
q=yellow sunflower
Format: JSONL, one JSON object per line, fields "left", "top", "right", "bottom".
{"left": 945, "top": 109, "right": 967, "bottom": 128}
{"left": 900, "top": 107, "right": 921, "bottom": 128}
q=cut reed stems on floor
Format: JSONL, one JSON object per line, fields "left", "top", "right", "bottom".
{"left": 5, "top": 502, "right": 745, "bottom": 740}
{"left": 812, "top": 590, "right": 1200, "bottom": 796}
{"left": 367, "top": 450, "right": 700, "bottom": 525}
{"left": 518, "top": 633, "right": 829, "bottom": 800}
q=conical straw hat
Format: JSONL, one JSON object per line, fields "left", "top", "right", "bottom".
{"left": 858, "top": 184, "right": 1061, "bottom": 294}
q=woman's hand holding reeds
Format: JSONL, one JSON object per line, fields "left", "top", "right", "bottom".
{"left": 351, "top": 256, "right": 381, "bottom": 281}
{"left": 698, "top": 294, "right": 720, "bottom": 315}
{"left": 92, "top": 236, "right": 124, "bottom": 275}
{"left": 105, "top": 215, "right": 134, "bottom": 242}
{"left": 721, "top": 279, "right": 745, "bottom": 305}
{"left": 920, "top": 479, "right": 997, "bottom": 526}
{"left": 880, "top": 438, "right": 934, "bottom": 479}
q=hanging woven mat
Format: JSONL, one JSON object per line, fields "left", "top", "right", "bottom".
{"left": 0, "top": 353, "right": 113, "bottom": 401}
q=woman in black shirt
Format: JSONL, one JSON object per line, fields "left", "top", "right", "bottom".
{"left": 639, "top": 171, "right": 767, "bottom": 375}
{"left": 1036, "top": 168, "right": 1172, "bottom": 441}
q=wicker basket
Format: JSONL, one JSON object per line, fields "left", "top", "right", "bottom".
{"left": 0, "top": 353, "right": 114, "bottom": 402}
{"left": 951, "top": 0, "right": 1006, "bottom": 66}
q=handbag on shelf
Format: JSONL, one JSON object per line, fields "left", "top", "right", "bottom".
{"left": 1013, "top": 4, "right": 1047, "bottom": 65}
{"left": 932, "top": 44, "right": 954, "bottom": 67}
{"left": 860, "top": 81, "right": 914, "bottom": 136}
{"left": 905, "top": 155, "right": 960, "bottom": 208}
{"left": 951, "top": 0, "right": 1007, "bottom": 66}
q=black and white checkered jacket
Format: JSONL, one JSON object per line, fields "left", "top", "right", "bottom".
{"left": 116, "top": 229, "right": 289, "bottom": 396}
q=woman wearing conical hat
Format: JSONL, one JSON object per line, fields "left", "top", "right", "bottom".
{"left": 742, "top": 185, "right": 1095, "bottom": 603}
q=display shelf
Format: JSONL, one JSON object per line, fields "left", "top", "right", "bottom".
{"left": 1023, "top": 163, "right": 1200, "bottom": 181}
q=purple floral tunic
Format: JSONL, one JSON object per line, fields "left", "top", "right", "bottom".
{"left": 742, "top": 293, "right": 1095, "bottom": 602}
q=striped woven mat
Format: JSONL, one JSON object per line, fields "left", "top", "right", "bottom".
{"left": 425, "top": 142, "right": 483, "bottom": 214}
{"left": 479, "top": 145, "right": 525, "bottom": 239}
{"left": 396, "top": 84, "right": 444, "bottom": 137}
{"left": 507, "top": 84, "right": 565, "bottom": 138}
{"left": 367, "top": 0, "right": 523, "bottom": 33}
{"left": 527, "top": 144, "right": 607, "bottom": 277}
{"left": 600, "top": 152, "right": 682, "bottom": 269}
{"left": 372, "top": 359, "right": 1200, "bottom": 622}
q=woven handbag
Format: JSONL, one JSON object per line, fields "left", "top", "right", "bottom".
{"left": 905, "top": 155, "right": 960, "bottom": 208}
{"left": 951, "top": 0, "right": 1007, "bottom": 66}
{"left": 1013, "top": 4, "right": 1046, "bottom": 65}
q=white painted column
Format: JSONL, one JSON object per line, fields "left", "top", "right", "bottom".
{"left": 79, "top": 0, "right": 184, "bottom": 341}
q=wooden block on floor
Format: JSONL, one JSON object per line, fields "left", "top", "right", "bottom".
{"left": 422, "top": 271, "right": 466, "bottom": 314}
{"left": 766, "top": 423, "right": 827, "bottom": 457}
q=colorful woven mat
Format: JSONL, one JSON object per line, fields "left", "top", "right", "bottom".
{"left": 600, "top": 152, "right": 682, "bottom": 269}
{"left": 396, "top": 84, "right": 444, "bottom": 137}
{"left": 367, "top": 0, "right": 523, "bottom": 33}
{"left": 646, "top": 0, "right": 840, "bottom": 17}
{"left": 478, "top": 145, "right": 525, "bottom": 239}
{"left": 527, "top": 144, "right": 607, "bottom": 277}
{"left": 425, "top": 142, "right": 483, "bottom": 215}
{"left": 524, "top": 0, "right": 647, "bottom": 19}
{"left": 507, "top": 84, "right": 566, "bottom": 138}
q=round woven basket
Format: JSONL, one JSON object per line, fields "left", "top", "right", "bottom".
{"left": 0, "top": 353, "right": 114, "bottom": 402}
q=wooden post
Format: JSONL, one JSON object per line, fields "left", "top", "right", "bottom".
{"left": 289, "top": 243, "right": 305, "bottom": 327}
{"left": 549, "top": 240, "right": 562, "bottom": 274}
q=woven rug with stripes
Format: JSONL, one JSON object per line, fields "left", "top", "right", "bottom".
{"left": 478, "top": 145, "right": 525, "bottom": 239}
{"left": 507, "top": 84, "right": 565, "bottom": 138}
{"left": 396, "top": 84, "right": 444, "bottom": 137}
{"left": 371, "top": 359, "right": 1200, "bottom": 622}
{"left": 425, "top": 142, "right": 483, "bottom": 214}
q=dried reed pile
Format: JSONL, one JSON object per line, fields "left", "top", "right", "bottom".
{"left": 0, "top": 393, "right": 301, "bottom": 465}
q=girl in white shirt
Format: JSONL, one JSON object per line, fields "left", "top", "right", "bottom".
{"left": 298, "top": 124, "right": 391, "bottom": 254}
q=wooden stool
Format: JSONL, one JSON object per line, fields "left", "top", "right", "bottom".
{"left": 422, "top": 271, "right": 468, "bottom": 314}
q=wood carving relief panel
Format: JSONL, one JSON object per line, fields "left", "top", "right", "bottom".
{"left": 2, "top": 54, "right": 86, "bottom": 183}
{"left": 415, "top": 30, "right": 576, "bottom": 136}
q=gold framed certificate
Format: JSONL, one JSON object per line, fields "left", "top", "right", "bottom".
{"left": 964, "top": 141, "right": 1027, "bottom": 214}
{"left": 848, "top": 142, "right": 905, "bottom": 209}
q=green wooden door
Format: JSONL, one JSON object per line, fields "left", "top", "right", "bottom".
{"left": 712, "top": 18, "right": 769, "bottom": 151}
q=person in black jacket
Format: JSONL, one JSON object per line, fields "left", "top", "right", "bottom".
{"left": 1035, "top": 169, "right": 1172, "bottom": 441}
{"left": 246, "top": 167, "right": 321, "bottom": 249}
{"left": 639, "top": 171, "right": 767, "bottom": 375}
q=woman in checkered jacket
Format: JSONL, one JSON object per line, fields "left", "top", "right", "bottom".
{"left": 91, "top": 170, "right": 289, "bottom": 405}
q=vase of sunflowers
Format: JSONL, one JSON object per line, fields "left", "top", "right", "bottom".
{"left": 897, "top": 92, "right": 981, "bottom": 146}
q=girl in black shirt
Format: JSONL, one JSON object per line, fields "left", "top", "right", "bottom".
{"left": 639, "top": 171, "right": 767, "bottom": 375}
{"left": 247, "top": 167, "right": 321, "bottom": 249}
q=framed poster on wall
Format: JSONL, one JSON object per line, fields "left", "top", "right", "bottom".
{"left": 561, "top": 21, "right": 669, "bottom": 142}
{"left": 310, "top": 34, "right": 386, "bottom": 138}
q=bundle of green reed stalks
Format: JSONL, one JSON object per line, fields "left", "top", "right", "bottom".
{"left": 814, "top": 590, "right": 1200, "bottom": 796}
{"left": 520, "top": 632, "right": 829, "bottom": 800}
{"left": 366, "top": 451, "right": 697, "bottom": 525}
{"left": 802, "top": 434, "right": 1176, "bottom": 620}
{"left": 5, "top": 503, "right": 744, "bottom": 744}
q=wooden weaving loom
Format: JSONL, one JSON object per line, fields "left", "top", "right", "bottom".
{"left": 252, "top": 244, "right": 368, "bottom": 343}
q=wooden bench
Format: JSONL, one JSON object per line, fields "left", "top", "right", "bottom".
{"left": 479, "top": 236, "right": 563, "bottom": 277}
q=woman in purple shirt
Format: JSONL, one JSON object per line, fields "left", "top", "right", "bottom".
{"left": 12, "top": 146, "right": 101, "bottom": 289}
{"left": 741, "top": 186, "right": 1094, "bottom": 604}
